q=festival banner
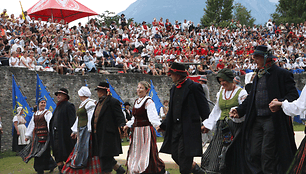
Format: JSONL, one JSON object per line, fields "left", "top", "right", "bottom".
{"left": 12, "top": 75, "right": 33, "bottom": 127}
{"left": 148, "top": 80, "right": 164, "bottom": 114}
{"left": 36, "top": 74, "right": 56, "bottom": 113}
{"left": 106, "top": 79, "right": 124, "bottom": 106}
{"left": 149, "top": 80, "right": 163, "bottom": 137}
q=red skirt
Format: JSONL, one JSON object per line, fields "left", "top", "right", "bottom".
{"left": 62, "top": 135, "right": 101, "bottom": 174}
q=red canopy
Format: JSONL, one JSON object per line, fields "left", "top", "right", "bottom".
{"left": 27, "top": 0, "right": 98, "bottom": 23}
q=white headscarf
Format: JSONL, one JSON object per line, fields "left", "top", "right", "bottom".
{"left": 16, "top": 107, "right": 23, "bottom": 115}
{"left": 78, "top": 86, "right": 91, "bottom": 97}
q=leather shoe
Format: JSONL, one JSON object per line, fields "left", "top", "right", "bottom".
{"left": 116, "top": 165, "right": 126, "bottom": 174}
{"left": 192, "top": 164, "right": 206, "bottom": 174}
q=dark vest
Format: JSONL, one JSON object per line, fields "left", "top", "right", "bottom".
{"left": 172, "top": 84, "right": 187, "bottom": 122}
{"left": 132, "top": 98, "right": 152, "bottom": 127}
{"left": 255, "top": 75, "right": 271, "bottom": 116}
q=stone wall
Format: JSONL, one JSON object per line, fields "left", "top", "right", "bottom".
{"left": 1, "top": 66, "right": 305, "bottom": 151}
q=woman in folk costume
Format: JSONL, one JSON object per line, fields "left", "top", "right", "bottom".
{"left": 123, "top": 81, "right": 167, "bottom": 174}
{"left": 12, "top": 107, "right": 30, "bottom": 152}
{"left": 201, "top": 68, "right": 248, "bottom": 174}
{"left": 62, "top": 86, "right": 101, "bottom": 174}
{"left": 19, "top": 98, "right": 57, "bottom": 174}
{"left": 269, "top": 85, "right": 306, "bottom": 174}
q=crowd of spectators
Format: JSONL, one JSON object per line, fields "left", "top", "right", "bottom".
{"left": 1, "top": 9, "right": 306, "bottom": 76}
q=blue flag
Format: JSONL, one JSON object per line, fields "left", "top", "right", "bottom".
{"left": 148, "top": 80, "right": 163, "bottom": 137}
{"left": 36, "top": 74, "right": 56, "bottom": 113}
{"left": 106, "top": 79, "right": 124, "bottom": 106}
{"left": 148, "top": 80, "right": 164, "bottom": 114}
{"left": 12, "top": 75, "right": 33, "bottom": 127}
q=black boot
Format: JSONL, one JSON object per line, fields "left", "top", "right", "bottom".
{"left": 36, "top": 170, "right": 44, "bottom": 174}
{"left": 58, "top": 164, "right": 64, "bottom": 174}
{"left": 116, "top": 165, "right": 126, "bottom": 174}
{"left": 191, "top": 164, "right": 206, "bottom": 174}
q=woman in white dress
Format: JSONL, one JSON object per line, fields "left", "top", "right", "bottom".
{"left": 123, "top": 81, "right": 166, "bottom": 174}
{"left": 13, "top": 107, "right": 29, "bottom": 152}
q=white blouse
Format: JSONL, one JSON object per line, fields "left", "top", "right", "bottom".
{"left": 282, "top": 85, "right": 306, "bottom": 119}
{"left": 202, "top": 86, "right": 248, "bottom": 130}
{"left": 25, "top": 109, "right": 52, "bottom": 138}
{"left": 71, "top": 98, "right": 96, "bottom": 133}
{"left": 126, "top": 96, "right": 161, "bottom": 128}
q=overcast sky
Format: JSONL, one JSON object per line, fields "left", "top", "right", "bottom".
{"left": 1, "top": 0, "right": 278, "bottom": 26}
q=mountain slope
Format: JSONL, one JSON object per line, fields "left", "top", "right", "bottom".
{"left": 119, "top": 0, "right": 277, "bottom": 25}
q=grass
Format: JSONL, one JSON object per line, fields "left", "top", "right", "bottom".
{"left": 293, "top": 122, "right": 305, "bottom": 131}
{"left": 0, "top": 136, "right": 179, "bottom": 174}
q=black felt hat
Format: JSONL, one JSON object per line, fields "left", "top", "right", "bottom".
{"left": 55, "top": 88, "right": 70, "bottom": 100}
{"left": 124, "top": 102, "right": 131, "bottom": 106}
{"left": 95, "top": 82, "right": 109, "bottom": 90}
{"left": 167, "top": 62, "right": 188, "bottom": 77}
{"left": 252, "top": 45, "right": 277, "bottom": 58}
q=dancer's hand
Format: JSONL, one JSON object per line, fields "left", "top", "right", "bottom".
{"left": 229, "top": 108, "right": 239, "bottom": 118}
{"left": 123, "top": 125, "right": 129, "bottom": 132}
{"left": 269, "top": 98, "right": 282, "bottom": 112}
{"left": 71, "top": 133, "right": 77, "bottom": 139}
{"left": 201, "top": 125, "right": 209, "bottom": 133}
{"left": 156, "top": 125, "right": 164, "bottom": 132}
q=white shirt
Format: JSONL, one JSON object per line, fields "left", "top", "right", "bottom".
{"left": 282, "top": 85, "right": 306, "bottom": 119}
{"left": 126, "top": 96, "right": 161, "bottom": 128}
{"left": 25, "top": 109, "right": 53, "bottom": 138}
{"left": 9, "top": 56, "right": 19, "bottom": 67}
{"left": 202, "top": 87, "right": 248, "bottom": 130}
{"left": 71, "top": 98, "right": 96, "bottom": 133}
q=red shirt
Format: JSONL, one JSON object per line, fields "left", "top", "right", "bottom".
{"left": 217, "top": 63, "right": 225, "bottom": 69}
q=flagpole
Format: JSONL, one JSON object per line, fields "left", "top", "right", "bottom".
{"left": 19, "top": 0, "right": 25, "bottom": 20}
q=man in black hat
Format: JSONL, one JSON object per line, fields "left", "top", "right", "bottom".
{"left": 119, "top": 14, "right": 127, "bottom": 29}
{"left": 230, "top": 45, "right": 299, "bottom": 173}
{"left": 91, "top": 82, "right": 126, "bottom": 174}
{"left": 157, "top": 62, "right": 210, "bottom": 174}
{"left": 49, "top": 88, "right": 76, "bottom": 173}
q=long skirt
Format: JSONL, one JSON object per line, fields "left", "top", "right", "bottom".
{"left": 201, "top": 119, "right": 243, "bottom": 174}
{"left": 126, "top": 125, "right": 165, "bottom": 174}
{"left": 287, "top": 135, "right": 306, "bottom": 174}
{"left": 62, "top": 126, "right": 101, "bottom": 174}
{"left": 19, "top": 134, "right": 57, "bottom": 172}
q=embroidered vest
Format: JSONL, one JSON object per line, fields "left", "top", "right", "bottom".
{"left": 34, "top": 110, "right": 48, "bottom": 143}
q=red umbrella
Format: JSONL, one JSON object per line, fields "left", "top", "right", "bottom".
{"left": 27, "top": 0, "right": 98, "bottom": 23}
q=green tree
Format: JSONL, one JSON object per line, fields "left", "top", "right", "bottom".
{"left": 233, "top": 3, "right": 255, "bottom": 27}
{"left": 92, "top": 10, "right": 134, "bottom": 28}
{"left": 201, "top": 0, "right": 234, "bottom": 27}
{"left": 271, "top": 0, "right": 306, "bottom": 25}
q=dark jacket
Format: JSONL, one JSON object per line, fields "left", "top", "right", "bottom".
{"left": 237, "top": 64, "right": 298, "bottom": 173}
{"left": 91, "top": 96, "right": 126, "bottom": 157}
{"left": 49, "top": 101, "right": 76, "bottom": 162}
{"left": 160, "top": 79, "right": 210, "bottom": 157}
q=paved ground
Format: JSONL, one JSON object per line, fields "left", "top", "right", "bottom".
{"left": 115, "top": 131, "right": 305, "bottom": 169}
